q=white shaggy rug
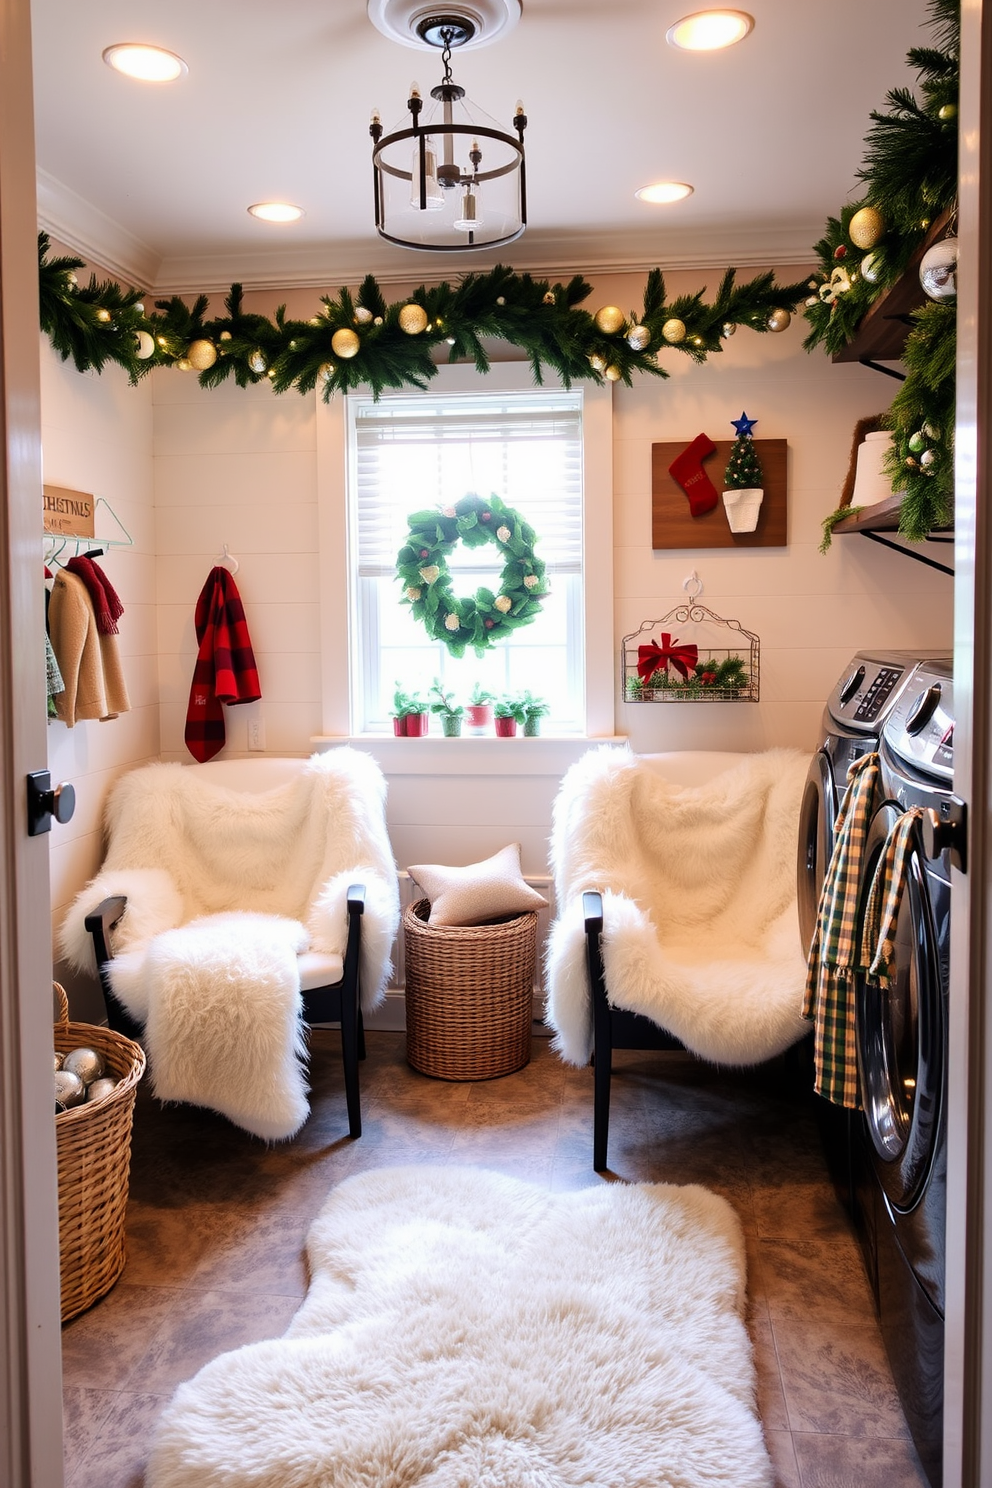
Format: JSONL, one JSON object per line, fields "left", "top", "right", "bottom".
{"left": 146, "top": 1167, "right": 772, "bottom": 1488}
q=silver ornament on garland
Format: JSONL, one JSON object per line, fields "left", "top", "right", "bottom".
{"left": 920, "top": 238, "right": 958, "bottom": 301}
{"left": 920, "top": 449, "right": 936, "bottom": 470}
{"left": 354, "top": 307, "right": 373, "bottom": 324}
{"left": 861, "top": 252, "right": 882, "bottom": 284}
{"left": 135, "top": 330, "right": 155, "bottom": 360}
{"left": 721, "top": 322, "right": 736, "bottom": 338}
{"left": 923, "top": 422, "right": 940, "bottom": 440}
{"left": 627, "top": 324, "right": 650, "bottom": 351}
{"left": 249, "top": 350, "right": 267, "bottom": 374}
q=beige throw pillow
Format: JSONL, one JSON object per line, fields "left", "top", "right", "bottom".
{"left": 408, "top": 844, "right": 549, "bottom": 927}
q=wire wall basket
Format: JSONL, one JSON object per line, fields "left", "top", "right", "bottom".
{"left": 622, "top": 578, "right": 759, "bottom": 703}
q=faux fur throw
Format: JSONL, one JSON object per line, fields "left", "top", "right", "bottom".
{"left": 545, "top": 747, "right": 811, "bottom": 1068}
{"left": 146, "top": 1166, "right": 773, "bottom": 1488}
{"left": 60, "top": 748, "right": 399, "bottom": 1139}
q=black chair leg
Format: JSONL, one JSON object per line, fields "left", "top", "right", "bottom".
{"left": 593, "top": 1033, "right": 612, "bottom": 1172}
{"left": 339, "top": 989, "right": 362, "bottom": 1140}
{"left": 357, "top": 1009, "right": 367, "bottom": 1062}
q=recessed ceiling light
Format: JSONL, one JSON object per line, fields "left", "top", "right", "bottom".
{"left": 247, "top": 202, "right": 304, "bottom": 223}
{"left": 666, "top": 10, "right": 754, "bottom": 50}
{"left": 635, "top": 182, "right": 694, "bottom": 204}
{"left": 102, "top": 44, "right": 188, "bottom": 82}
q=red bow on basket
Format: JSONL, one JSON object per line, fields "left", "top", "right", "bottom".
{"left": 637, "top": 633, "right": 699, "bottom": 682}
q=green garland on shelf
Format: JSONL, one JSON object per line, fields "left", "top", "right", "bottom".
{"left": 37, "top": 236, "right": 808, "bottom": 400}
{"left": 882, "top": 301, "right": 956, "bottom": 539}
{"left": 397, "top": 493, "right": 546, "bottom": 658}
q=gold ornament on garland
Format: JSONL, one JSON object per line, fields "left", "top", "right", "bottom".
{"left": 96, "top": 308, "right": 112, "bottom": 324}
{"left": 766, "top": 308, "right": 791, "bottom": 333}
{"left": 248, "top": 350, "right": 267, "bottom": 374}
{"left": 331, "top": 327, "right": 361, "bottom": 358}
{"left": 627, "top": 324, "right": 650, "bottom": 351}
{"left": 318, "top": 362, "right": 335, "bottom": 382}
{"left": 848, "top": 206, "right": 885, "bottom": 250}
{"left": 542, "top": 291, "right": 556, "bottom": 305}
{"left": 398, "top": 303, "right": 429, "bottom": 335}
{"left": 662, "top": 318, "right": 687, "bottom": 344}
{"left": 187, "top": 338, "right": 217, "bottom": 371}
{"left": 605, "top": 365, "right": 622, "bottom": 382}
{"left": 594, "top": 305, "right": 625, "bottom": 335}
{"left": 589, "top": 353, "right": 607, "bottom": 373}
{"left": 176, "top": 357, "right": 193, "bottom": 373}
{"left": 219, "top": 330, "right": 232, "bottom": 341}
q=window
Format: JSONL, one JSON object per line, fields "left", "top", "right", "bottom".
{"left": 347, "top": 380, "right": 587, "bottom": 733}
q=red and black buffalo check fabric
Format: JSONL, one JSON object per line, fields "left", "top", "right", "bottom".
{"left": 184, "top": 566, "right": 261, "bottom": 762}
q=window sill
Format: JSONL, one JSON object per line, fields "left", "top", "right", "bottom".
{"left": 311, "top": 734, "right": 627, "bottom": 776}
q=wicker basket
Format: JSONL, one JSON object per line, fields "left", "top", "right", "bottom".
{"left": 403, "top": 900, "right": 536, "bottom": 1081}
{"left": 54, "top": 983, "right": 145, "bottom": 1323}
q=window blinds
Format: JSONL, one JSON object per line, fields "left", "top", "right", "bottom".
{"left": 351, "top": 390, "right": 584, "bottom": 579}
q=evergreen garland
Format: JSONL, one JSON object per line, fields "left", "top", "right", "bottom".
{"left": 881, "top": 301, "right": 956, "bottom": 539}
{"left": 36, "top": 238, "right": 808, "bottom": 400}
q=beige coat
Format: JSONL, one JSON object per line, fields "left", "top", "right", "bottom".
{"left": 49, "top": 569, "right": 130, "bottom": 726}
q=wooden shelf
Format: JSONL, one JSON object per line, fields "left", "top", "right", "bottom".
{"left": 831, "top": 492, "right": 906, "bottom": 533}
{"left": 832, "top": 208, "right": 953, "bottom": 365}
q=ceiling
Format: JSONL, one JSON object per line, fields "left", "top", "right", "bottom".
{"left": 31, "top": 0, "right": 932, "bottom": 294}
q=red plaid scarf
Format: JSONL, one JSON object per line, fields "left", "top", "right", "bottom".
{"left": 184, "top": 567, "right": 261, "bottom": 762}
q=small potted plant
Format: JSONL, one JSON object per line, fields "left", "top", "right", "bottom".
{"left": 519, "top": 691, "right": 550, "bottom": 737}
{"left": 493, "top": 693, "right": 526, "bottom": 737}
{"left": 429, "top": 678, "right": 464, "bottom": 737}
{"left": 391, "top": 684, "right": 429, "bottom": 736}
{"left": 465, "top": 683, "right": 495, "bottom": 734}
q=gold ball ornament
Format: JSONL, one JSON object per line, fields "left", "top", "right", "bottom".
{"left": 248, "top": 350, "right": 267, "bottom": 375}
{"left": 66, "top": 271, "right": 77, "bottom": 290}
{"left": 594, "top": 306, "right": 625, "bottom": 335}
{"left": 354, "top": 307, "right": 373, "bottom": 324}
{"left": 605, "top": 365, "right": 622, "bottom": 382}
{"left": 661, "top": 318, "right": 686, "bottom": 344}
{"left": 627, "top": 324, "right": 651, "bottom": 351}
{"left": 187, "top": 338, "right": 217, "bottom": 371}
{"left": 96, "top": 307, "right": 112, "bottom": 324}
{"left": 318, "top": 362, "right": 335, "bottom": 382}
{"left": 767, "top": 308, "right": 791, "bottom": 333}
{"left": 135, "top": 330, "right": 156, "bottom": 360}
{"left": 543, "top": 291, "right": 555, "bottom": 305}
{"left": 331, "top": 327, "right": 361, "bottom": 359}
{"left": 849, "top": 206, "right": 884, "bottom": 251}
{"left": 398, "top": 303, "right": 429, "bottom": 335}
{"left": 939, "top": 102, "right": 957, "bottom": 121}
{"left": 219, "top": 330, "right": 232, "bottom": 341}
{"left": 374, "top": 315, "right": 383, "bottom": 326}
{"left": 589, "top": 353, "right": 607, "bottom": 373}
{"left": 176, "top": 357, "right": 193, "bottom": 373}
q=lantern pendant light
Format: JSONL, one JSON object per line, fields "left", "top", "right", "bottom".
{"left": 369, "top": 13, "right": 527, "bottom": 252}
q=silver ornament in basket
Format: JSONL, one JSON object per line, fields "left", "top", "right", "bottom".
{"left": 62, "top": 1046, "right": 105, "bottom": 1085}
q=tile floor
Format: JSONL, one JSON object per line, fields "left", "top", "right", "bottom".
{"left": 61, "top": 1030, "right": 930, "bottom": 1487}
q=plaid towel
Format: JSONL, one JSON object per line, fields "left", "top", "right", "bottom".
{"left": 860, "top": 808, "right": 925, "bottom": 987}
{"left": 184, "top": 566, "right": 261, "bottom": 763}
{"left": 802, "top": 751, "right": 880, "bottom": 1108}
{"left": 65, "top": 555, "right": 125, "bottom": 635}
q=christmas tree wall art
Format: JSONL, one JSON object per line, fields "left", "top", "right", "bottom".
{"left": 722, "top": 412, "right": 765, "bottom": 532}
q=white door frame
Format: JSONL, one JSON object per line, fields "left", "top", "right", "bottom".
{"left": 945, "top": 0, "right": 992, "bottom": 1482}
{"left": 0, "top": 0, "right": 67, "bottom": 1483}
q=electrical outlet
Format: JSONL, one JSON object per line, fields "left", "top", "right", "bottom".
{"left": 247, "top": 713, "right": 265, "bottom": 751}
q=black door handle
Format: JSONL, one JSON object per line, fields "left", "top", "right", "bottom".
{"left": 26, "top": 771, "right": 76, "bottom": 836}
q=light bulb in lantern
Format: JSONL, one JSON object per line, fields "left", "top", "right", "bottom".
{"left": 411, "top": 136, "right": 444, "bottom": 210}
{"left": 454, "top": 182, "right": 484, "bottom": 233}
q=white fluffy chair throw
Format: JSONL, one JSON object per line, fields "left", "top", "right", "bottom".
{"left": 59, "top": 748, "right": 400, "bottom": 1139}
{"left": 545, "top": 747, "right": 811, "bottom": 1068}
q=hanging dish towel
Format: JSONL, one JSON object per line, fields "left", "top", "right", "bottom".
{"left": 802, "top": 751, "right": 880, "bottom": 1108}
{"left": 860, "top": 807, "right": 926, "bottom": 986}
{"left": 184, "top": 566, "right": 261, "bottom": 762}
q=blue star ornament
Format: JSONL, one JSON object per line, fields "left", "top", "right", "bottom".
{"left": 731, "top": 411, "right": 757, "bottom": 437}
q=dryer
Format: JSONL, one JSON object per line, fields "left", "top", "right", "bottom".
{"left": 853, "top": 658, "right": 953, "bottom": 1488}
{"left": 797, "top": 650, "right": 934, "bottom": 1208}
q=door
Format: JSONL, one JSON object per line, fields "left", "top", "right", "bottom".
{"left": 0, "top": 0, "right": 66, "bottom": 1484}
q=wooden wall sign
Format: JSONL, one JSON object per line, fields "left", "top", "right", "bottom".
{"left": 651, "top": 439, "right": 787, "bottom": 549}
{"left": 43, "top": 484, "right": 95, "bottom": 539}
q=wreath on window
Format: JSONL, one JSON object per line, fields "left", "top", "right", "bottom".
{"left": 397, "top": 493, "right": 548, "bottom": 658}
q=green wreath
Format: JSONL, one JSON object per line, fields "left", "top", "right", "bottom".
{"left": 397, "top": 493, "right": 547, "bottom": 658}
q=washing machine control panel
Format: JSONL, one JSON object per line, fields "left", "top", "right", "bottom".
{"left": 883, "top": 665, "right": 955, "bottom": 782}
{"left": 826, "top": 653, "right": 917, "bottom": 731}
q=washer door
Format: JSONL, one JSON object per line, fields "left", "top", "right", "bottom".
{"left": 856, "top": 805, "right": 945, "bottom": 1214}
{"left": 797, "top": 749, "right": 835, "bottom": 956}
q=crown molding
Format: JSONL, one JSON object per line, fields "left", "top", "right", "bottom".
{"left": 36, "top": 169, "right": 162, "bottom": 288}
{"left": 36, "top": 173, "right": 819, "bottom": 295}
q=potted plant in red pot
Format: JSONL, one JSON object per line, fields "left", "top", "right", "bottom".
{"left": 465, "top": 683, "right": 494, "bottom": 734}
{"left": 494, "top": 694, "right": 526, "bottom": 737}
{"left": 391, "top": 684, "right": 429, "bottom": 736}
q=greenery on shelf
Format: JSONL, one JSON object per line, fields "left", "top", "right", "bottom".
{"left": 390, "top": 684, "right": 427, "bottom": 719}
{"left": 468, "top": 683, "right": 494, "bottom": 706}
{"left": 627, "top": 655, "right": 749, "bottom": 700}
{"left": 37, "top": 237, "right": 808, "bottom": 400}
{"left": 428, "top": 680, "right": 464, "bottom": 720}
{"left": 494, "top": 695, "right": 527, "bottom": 723}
